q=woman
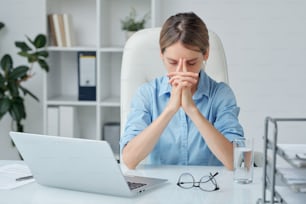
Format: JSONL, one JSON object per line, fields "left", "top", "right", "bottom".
{"left": 120, "top": 12, "right": 244, "bottom": 170}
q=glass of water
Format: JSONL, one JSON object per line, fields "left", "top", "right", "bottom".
{"left": 233, "top": 137, "right": 254, "bottom": 184}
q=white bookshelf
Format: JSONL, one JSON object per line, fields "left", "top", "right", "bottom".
{"left": 43, "top": 0, "right": 160, "bottom": 141}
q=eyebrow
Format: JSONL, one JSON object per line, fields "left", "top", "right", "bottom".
{"left": 166, "top": 57, "right": 199, "bottom": 63}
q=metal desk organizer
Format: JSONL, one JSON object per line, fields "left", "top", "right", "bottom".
{"left": 258, "top": 117, "right": 306, "bottom": 204}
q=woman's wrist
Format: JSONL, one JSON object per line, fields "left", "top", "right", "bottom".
{"left": 164, "top": 104, "right": 179, "bottom": 116}
{"left": 184, "top": 104, "right": 198, "bottom": 117}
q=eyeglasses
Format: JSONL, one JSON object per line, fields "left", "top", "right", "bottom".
{"left": 177, "top": 172, "right": 219, "bottom": 192}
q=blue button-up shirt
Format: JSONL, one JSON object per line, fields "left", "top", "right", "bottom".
{"left": 120, "top": 70, "right": 244, "bottom": 166}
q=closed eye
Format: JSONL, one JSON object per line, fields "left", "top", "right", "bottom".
{"left": 167, "top": 60, "right": 178, "bottom": 65}
{"left": 187, "top": 62, "right": 196, "bottom": 66}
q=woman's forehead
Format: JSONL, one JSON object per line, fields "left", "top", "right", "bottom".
{"left": 163, "top": 42, "right": 202, "bottom": 59}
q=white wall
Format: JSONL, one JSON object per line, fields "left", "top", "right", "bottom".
{"left": 0, "top": 0, "right": 45, "bottom": 159}
{"left": 1, "top": 0, "right": 306, "bottom": 158}
{"left": 158, "top": 0, "right": 306, "bottom": 151}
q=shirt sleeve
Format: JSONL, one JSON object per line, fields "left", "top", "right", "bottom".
{"left": 120, "top": 84, "right": 153, "bottom": 152}
{"left": 212, "top": 82, "right": 244, "bottom": 142}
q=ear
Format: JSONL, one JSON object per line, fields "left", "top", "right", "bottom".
{"left": 203, "top": 47, "right": 210, "bottom": 61}
{"left": 160, "top": 51, "right": 166, "bottom": 63}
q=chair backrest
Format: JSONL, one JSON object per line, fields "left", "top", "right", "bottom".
{"left": 120, "top": 27, "right": 228, "bottom": 133}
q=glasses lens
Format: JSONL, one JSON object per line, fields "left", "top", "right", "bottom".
{"left": 199, "top": 175, "right": 217, "bottom": 191}
{"left": 177, "top": 173, "right": 194, "bottom": 189}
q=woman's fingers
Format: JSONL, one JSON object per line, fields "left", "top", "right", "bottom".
{"left": 168, "top": 74, "right": 198, "bottom": 86}
{"left": 167, "top": 72, "right": 199, "bottom": 85}
{"left": 168, "top": 58, "right": 199, "bottom": 87}
{"left": 176, "top": 58, "right": 183, "bottom": 72}
{"left": 182, "top": 58, "right": 188, "bottom": 72}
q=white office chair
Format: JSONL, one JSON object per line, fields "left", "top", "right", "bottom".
{"left": 120, "top": 27, "right": 265, "bottom": 167}
{"left": 121, "top": 27, "right": 229, "bottom": 134}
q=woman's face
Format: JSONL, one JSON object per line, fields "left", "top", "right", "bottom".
{"left": 161, "top": 42, "right": 208, "bottom": 73}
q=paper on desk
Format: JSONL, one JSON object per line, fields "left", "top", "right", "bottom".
{"left": 0, "top": 163, "right": 34, "bottom": 190}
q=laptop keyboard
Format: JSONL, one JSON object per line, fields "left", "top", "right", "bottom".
{"left": 127, "top": 181, "right": 147, "bottom": 190}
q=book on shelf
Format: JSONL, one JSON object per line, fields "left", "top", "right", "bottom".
{"left": 103, "top": 122, "right": 120, "bottom": 158}
{"left": 57, "top": 14, "right": 67, "bottom": 47}
{"left": 47, "top": 106, "right": 79, "bottom": 138}
{"left": 59, "top": 106, "right": 79, "bottom": 138}
{"left": 51, "top": 14, "right": 63, "bottom": 47}
{"left": 63, "top": 13, "right": 75, "bottom": 47}
{"left": 77, "top": 51, "right": 96, "bottom": 101}
{"left": 47, "top": 107, "right": 59, "bottom": 136}
{"left": 47, "top": 14, "right": 57, "bottom": 46}
{"left": 48, "top": 13, "right": 74, "bottom": 47}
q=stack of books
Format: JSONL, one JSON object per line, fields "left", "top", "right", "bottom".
{"left": 48, "top": 13, "right": 75, "bottom": 47}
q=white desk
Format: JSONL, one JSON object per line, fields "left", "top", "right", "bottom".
{"left": 0, "top": 160, "right": 262, "bottom": 204}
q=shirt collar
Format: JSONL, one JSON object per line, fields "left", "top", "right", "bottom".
{"left": 159, "top": 76, "right": 171, "bottom": 97}
{"left": 159, "top": 69, "right": 210, "bottom": 98}
{"left": 194, "top": 69, "right": 210, "bottom": 99}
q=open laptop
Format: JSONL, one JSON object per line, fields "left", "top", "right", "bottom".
{"left": 10, "top": 131, "right": 167, "bottom": 197}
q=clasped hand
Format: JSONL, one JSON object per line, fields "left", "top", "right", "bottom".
{"left": 167, "top": 58, "right": 199, "bottom": 113}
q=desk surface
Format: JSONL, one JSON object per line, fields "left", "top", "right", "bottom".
{"left": 0, "top": 160, "right": 262, "bottom": 204}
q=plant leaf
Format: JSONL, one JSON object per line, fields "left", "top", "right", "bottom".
{"left": 38, "top": 59, "right": 49, "bottom": 72}
{"left": 0, "top": 74, "right": 4, "bottom": 96}
{"left": 15, "top": 41, "right": 32, "bottom": 52}
{"left": 0, "top": 22, "right": 4, "bottom": 30}
{"left": 20, "top": 85, "right": 39, "bottom": 102}
{"left": 9, "top": 97, "right": 26, "bottom": 121}
{"left": 7, "top": 80, "right": 19, "bottom": 97}
{"left": 8, "top": 66, "right": 29, "bottom": 80}
{"left": 17, "top": 51, "right": 30, "bottom": 58}
{"left": 27, "top": 54, "right": 38, "bottom": 63}
{"left": 0, "top": 54, "right": 13, "bottom": 72}
{"left": 33, "top": 34, "right": 47, "bottom": 48}
{"left": 0, "top": 97, "right": 10, "bottom": 118}
{"left": 36, "top": 50, "right": 49, "bottom": 58}
{"left": 26, "top": 35, "right": 35, "bottom": 47}
{"left": 0, "top": 73, "right": 5, "bottom": 88}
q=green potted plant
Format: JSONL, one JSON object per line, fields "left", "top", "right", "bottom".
{"left": 120, "top": 8, "right": 150, "bottom": 40}
{"left": 0, "top": 22, "right": 49, "bottom": 132}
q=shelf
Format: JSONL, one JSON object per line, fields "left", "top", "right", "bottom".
{"left": 98, "top": 0, "right": 152, "bottom": 48}
{"left": 276, "top": 186, "right": 306, "bottom": 204}
{"left": 277, "top": 167, "right": 306, "bottom": 192}
{"left": 46, "top": 0, "right": 97, "bottom": 47}
{"left": 100, "top": 96, "right": 120, "bottom": 107}
{"left": 259, "top": 117, "right": 306, "bottom": 204}
{"left": 48, "top": 46, "right": 97, "bottom": 52}
{"left": 99, "top": 47, "right": 124, "bottom": 52}
{"left": 44, "top": 0, "right": 156, "bottom": 153}
{"left": 277, "top": 144, "right": 306, "bottom": 168}
{"left": 47, "top": 95, "right": 120, "bottom": 107}
{"left": 48, "top": 46, "right": 124, "bottom": 52}
{"left": 47, "top": 95, "right": 97, "bottom": 106}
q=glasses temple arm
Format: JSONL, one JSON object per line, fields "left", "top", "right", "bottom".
{"left": 210, "top": 172, "right": 219, "bottom": 178}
